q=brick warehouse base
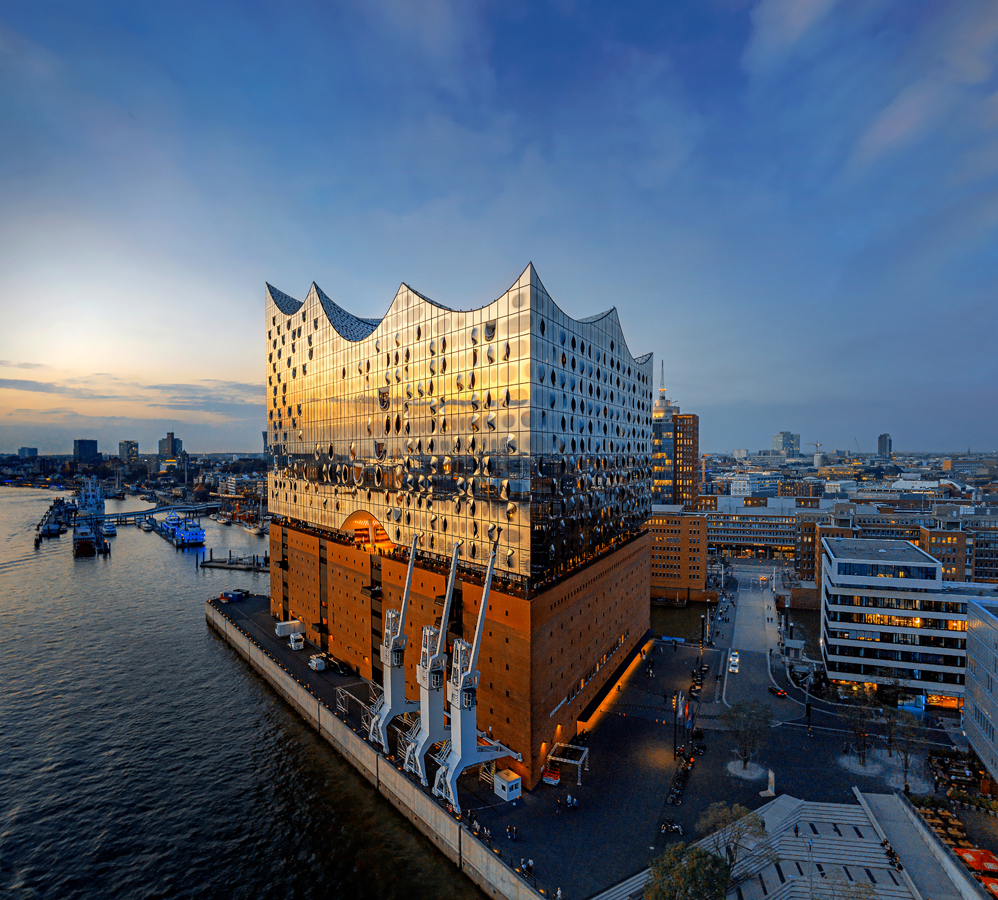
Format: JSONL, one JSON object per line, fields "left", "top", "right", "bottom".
{"left": 205, "top": 600, "right": 545, "bottom": 900}
{"left": 270, "top": 522, "right": 651, "bottom": 788}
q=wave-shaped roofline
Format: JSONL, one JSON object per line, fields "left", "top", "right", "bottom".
{"left": 266, "top": 263, "right": 652, "bottom": 368}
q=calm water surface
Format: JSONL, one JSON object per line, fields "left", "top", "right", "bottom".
{"left": 0, "top": 488, "right": 480, "bottom": 900}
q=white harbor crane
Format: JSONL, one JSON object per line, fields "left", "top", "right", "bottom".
{"left": 401, "top": 540, "right": 462, "bottom": 785}
{"left": 368, "top": 533, "right": 422, "bottom": 754}
{"left": 432, "top": 536, "right": 521, "bottom": 814}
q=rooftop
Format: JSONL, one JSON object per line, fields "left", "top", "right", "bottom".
{"left": 822, "top": 538, "right": 937, "bottom": 565}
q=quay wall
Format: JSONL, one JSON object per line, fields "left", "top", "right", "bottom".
{"left": 205, "top": 602, "right": 543, "bottom": 900}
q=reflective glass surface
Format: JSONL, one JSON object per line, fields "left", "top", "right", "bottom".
{"left": 266, "top": 264, "right": 654, "bottom": 588}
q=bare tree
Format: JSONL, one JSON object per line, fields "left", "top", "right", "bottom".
{"left": 897, "top": 710, "right": 920, "bottom": 793}
{"left": 878, "top": 677, "right": 904, "bottom": 758}
{"left": 813, "top": 872, "right": 876, "bottom": 900}
{"left": 843, "top": 699, "right": 876, "bottom": 766}
{"left": 721, "top": 701, "right": 772, "bottom": 770}
{"left": 697, "top": 802, "right": 767, "bottom": 873}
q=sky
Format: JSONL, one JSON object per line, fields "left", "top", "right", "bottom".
{"left": 1, "top": 0, "right": 997, "bottom": 456}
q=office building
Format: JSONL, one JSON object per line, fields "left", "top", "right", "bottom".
{"left": 730, "top": 472, "right": 780, "bottom": 497}
{"left": 772, "top": 431, "right": 800, "bottom": 457}
{"left": 73, "top": 439, "right": 99, "bottom": 463}
{"left": 158, "top": 432, "right": 183, "bottom": 457}
{"left": 673, "top": 413, "right": 699, "bottom": 510}
{"left": 647, "top": 505, "right": 707, "bottom": 600}
{"left": 266, "top": 263, "right": 653, "bottom": 786}
{"left": 820, "top": 537, "right": 973, "bottom": 707}
{"left": 119, "top": 440, "right": 139, "bottom": 463}
{"left": 878, "top": 433, "right": 892, "bottom": 458}
{"left": 651, "top": 369, "right": 679, "bottom": 504}
{"left": 17, "top": 447, "right": 38, "bottom": 458}
{"left": 966, "top": 599, "right": 998, "bottom": 787}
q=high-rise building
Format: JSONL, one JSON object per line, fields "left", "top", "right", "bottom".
{"left": 158, "top": 432, "right": 183, "bottom": 457}
{"left": 18, "top": 447, "right": 38, "bottom": 458}
{"left": 772, "top": 431, "right": 800, "bottom": 457}
{"left": 651, "top": 363, "right": 680, "bottom": 503}
{"left": 119, "top": 440, "right": 139, "bottom": 463}
{"left": 73, "top": 439, "right": 99, "bottom": 463}
{"left": 878, "top": 433, "right": 892, "bottom": 458}
{"left": 673, "top": 413, "right": 699, "bottom": 510}
{"left": 265, "top": 264, "right": 653, "bottom": 787}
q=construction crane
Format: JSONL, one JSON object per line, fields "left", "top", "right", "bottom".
{"left": 806, "top": 442, "right": 822, "bottom": 454}
{"left": 432, "top": 535, "right": 521, "bottom": 814}
{"left": 854, "top": 438, "right": 863, "bottom": 455}
{"left": 368, "top": 533, "right": 422, "bottom": 753}
{"left": 402, "top": 540, "right": 462, "bottom": 785}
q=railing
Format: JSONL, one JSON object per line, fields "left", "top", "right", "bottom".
{"left": 894, "top": 789, "right": 991, "bottom": 900}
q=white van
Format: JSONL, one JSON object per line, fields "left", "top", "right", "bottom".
{"left": 289, "top": 633, "right": 304, "bottom": 651}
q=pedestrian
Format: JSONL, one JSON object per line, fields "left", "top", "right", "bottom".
{"left": 794, "top": 824, "right": 799, "bottom": 837}
{"left": 520, "top": 858, "right": 526, "bottom": 871}
{"left": 567, "top": 793, "right": 573, "bottom": 808}
{"left": 556, "top": 798, "right": 562, "bottom": 813}
{"left": 506, "top": 825, "right": 511, "bottom": 840}
{"left": 528, "top": 859, "right": 534, "bottom": 876}
{"left": 512, "top": 825, "right": 517, "bottom": 841}
{"left": 573, "top": 796, "right": 579, "bottom": 809}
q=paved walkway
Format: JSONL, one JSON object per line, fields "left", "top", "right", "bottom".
{"left": 861, "top": 792, "right": 964, "bottom": 900}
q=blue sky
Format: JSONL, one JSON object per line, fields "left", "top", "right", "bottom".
{"left": 1, "top": 0, "right": 996, "bottom": 455}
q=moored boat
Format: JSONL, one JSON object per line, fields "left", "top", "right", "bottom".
{"left": 100, "top": 521, "right": 117, "bottom": 537}
{"left": 73, "top": 524, "right": 97, "bottom": 557}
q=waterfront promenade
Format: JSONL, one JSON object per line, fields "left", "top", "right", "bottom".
{"left": 207, "top": 591, "right": 954, "bottom": 899}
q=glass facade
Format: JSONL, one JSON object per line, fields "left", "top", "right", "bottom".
{"left": 266, "top": 264, "right": 654, "bottom": 588}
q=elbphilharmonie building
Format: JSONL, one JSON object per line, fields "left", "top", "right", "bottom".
{"left": 267, "top": 263, "right": 653, "bottom": 785}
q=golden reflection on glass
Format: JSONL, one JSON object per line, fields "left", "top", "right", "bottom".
{"left": 265, "top": 266, "right": 654, "bottom": 588}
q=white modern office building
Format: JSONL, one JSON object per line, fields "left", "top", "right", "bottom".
{"left": 819, "top": 537, "right": 989, "bottom": 707}
{"left": 965, "top": 599, "right": 998, "bottom": 784}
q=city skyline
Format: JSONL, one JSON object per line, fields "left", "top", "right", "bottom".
{"left": 2, "top": 1, "right": 997, "bottom": 455}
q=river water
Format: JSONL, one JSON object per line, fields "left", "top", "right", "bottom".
{"left": 0, "top": 487, "right": 479, "bottom": 900}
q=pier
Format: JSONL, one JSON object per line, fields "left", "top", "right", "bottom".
{"left": 199, "top": 549, "right": 270, "bottom": 572}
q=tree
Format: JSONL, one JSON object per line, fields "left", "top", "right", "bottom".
{"left": 843, "top": 699, "right": 876, "bottom": 766}
{"left": 644, "top": 842, "right": 729, "bottom": 900}
{"left": 877, "top": 678, "right": 904, "bottom": 758}
{"left": 897, "top": 710, "right": 920, "bottom": 793}
{"left": 721, "top": 701, "right": 772, "bottom": 770}
{"left": 696, "top": 802, "right": 767, "bottom": 872}
{"left": 813, "top": 872, "right": 876, "bottom": 899}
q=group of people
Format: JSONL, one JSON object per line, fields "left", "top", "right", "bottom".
{"left": 556, "top": 794, "right": 580, "bottom": 812}
{"left": 505, "top": 824, "right": 519, "bottom": 841}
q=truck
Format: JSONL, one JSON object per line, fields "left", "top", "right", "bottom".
{"left": 289, "top": 633, "right": 304, "bottom": 651}
{"left": 308, "top": 654, "right": 326, "bottom": 671}
{"left": 275, "top": 620, "right": 305, "bottom": 638}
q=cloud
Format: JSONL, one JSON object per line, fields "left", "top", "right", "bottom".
{"left": 0, "top": 360, "right": 46, "bottom": 369}
{"left": 743, "top": 0, "right": 838, "bottom": 75}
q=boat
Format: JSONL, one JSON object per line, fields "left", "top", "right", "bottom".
{"left": 218, "top": 514, "right": 232, "bottom": 526}
{"left": 100, "top": 521, "right": 117, "bottom": 537}
{"left": 39, "top": 521, "right": 61, "bottom": 537}
{"left": 244, "top": 522, "right": 264, "bottom": 536}
{"left": 173, "top": 520, "right": 205, "bottom": 547}
{"left": 73, "top": 523, "right": 97, "bottom": 557}
{"left": 141, "top": 518, "right": 154, "bottom": 532}
{"left": 77, "top": 476, "right": 105, "bottom": 518}
{"left": 162, "top": 512, "right": 184, "bottom": 536}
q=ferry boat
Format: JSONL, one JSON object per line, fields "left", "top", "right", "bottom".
{"left": 39, "top": 521, "right": 61, "bottom": 537}
{"left": 77, "top": 476, "right": 105, "bottom": 518}
{"left": 73, "top": 523, "right": 97, "bottom": 557}
{"left": 173, "top": 520, "right": 205, "bottom": 548}
{"left": 100, "top": 521, "right": 117, "bottom": 537}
